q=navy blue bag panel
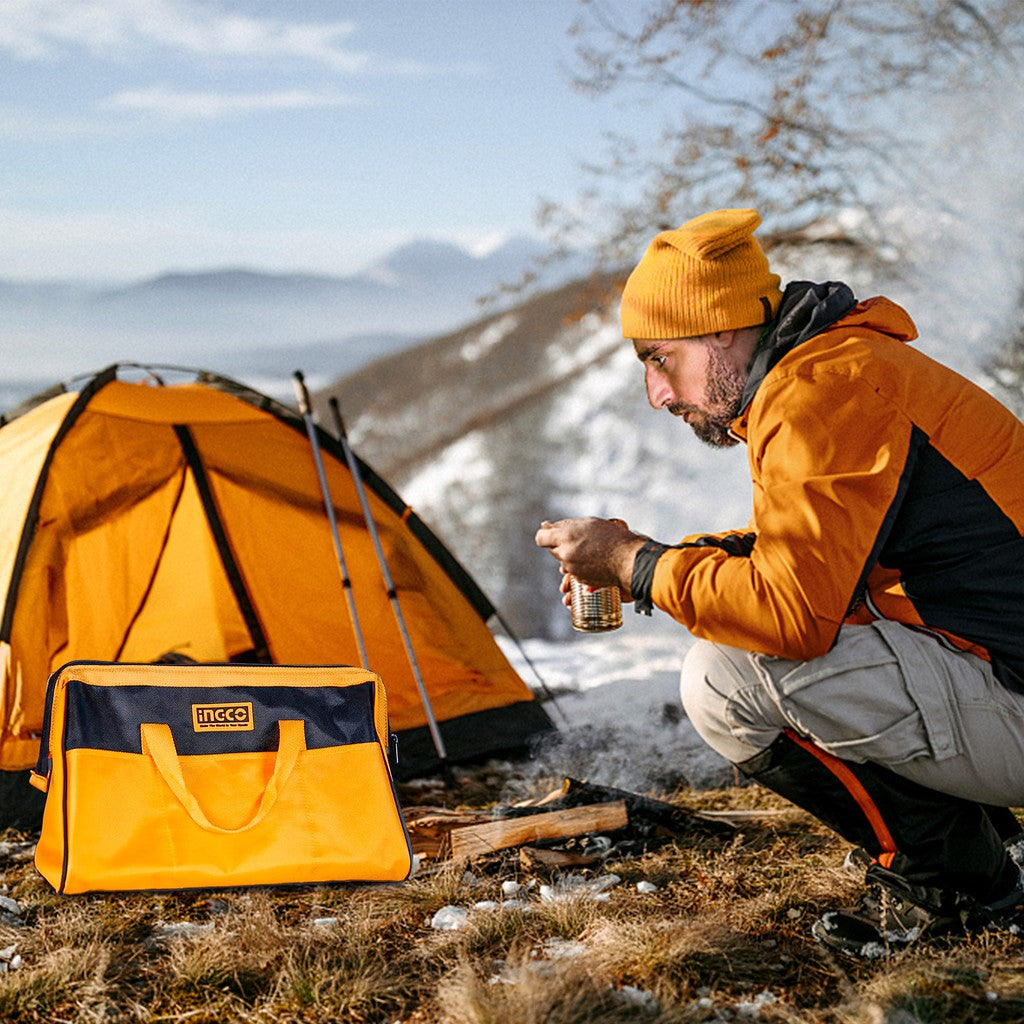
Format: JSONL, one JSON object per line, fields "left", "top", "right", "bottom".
{"left": 61, "top": 677, "right": 378, "bottom": 755}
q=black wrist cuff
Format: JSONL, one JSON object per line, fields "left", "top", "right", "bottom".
{"left": 631, "top": 539, "right": 669, "bottom": 616}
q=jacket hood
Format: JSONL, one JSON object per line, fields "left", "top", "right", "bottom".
{"left": 740, "top": 280, "right": 857, "bottom": 408}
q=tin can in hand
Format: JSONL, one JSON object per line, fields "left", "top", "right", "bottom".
{"left": 569, "top": 576, "right": 623, "bottom": 633}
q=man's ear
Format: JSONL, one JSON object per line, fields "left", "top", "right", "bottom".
{"left": 714, "top": 326, "right": 761, "bottom": 361}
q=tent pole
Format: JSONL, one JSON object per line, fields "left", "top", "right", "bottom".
{"left": 326, "top": 397, "right": 450, "bottom": 768}
{"left": 292, "top": 372, "right": 369, "bottom": 669}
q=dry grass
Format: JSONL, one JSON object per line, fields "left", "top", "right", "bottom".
{"left": 0, "top": 772, "right": 1023, "bottom": 1023}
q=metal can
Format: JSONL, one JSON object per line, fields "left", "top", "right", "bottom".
{"left": 569, "top": 576, "right": 623, "bottom": 633}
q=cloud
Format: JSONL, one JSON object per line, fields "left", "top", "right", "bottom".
{"left": 102, "top": 85, "right": 361, "bottom": 120}
{"left": 0, "top": 0, "right": 374, "bottom": 72}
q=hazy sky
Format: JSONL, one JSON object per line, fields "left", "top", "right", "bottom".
{"left": 0, "top": 0, "right": 658, "bottom": 282}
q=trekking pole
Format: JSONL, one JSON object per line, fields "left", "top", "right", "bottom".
{"left": 327, "top": 396, "right": 450, "bottom": 768}
{"left": 292, "top": 372, "right": 369, "bottom": 669}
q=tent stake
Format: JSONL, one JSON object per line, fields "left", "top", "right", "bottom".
{"left": 327, "top": 396, "right": 451, "bottom": 770}
{"left": 292, "top": 372, "right": 369, "bottom": 669}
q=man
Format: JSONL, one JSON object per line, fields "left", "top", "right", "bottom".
{"left": 535, "top": 208, "right": 1024, "bottom": 957}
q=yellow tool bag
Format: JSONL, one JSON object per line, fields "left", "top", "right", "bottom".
{"left": 30, "top": 661, "right": 413, "bottom": 894}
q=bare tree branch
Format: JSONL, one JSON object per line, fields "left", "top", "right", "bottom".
{"left": 533, "top": 0, "right": 1024, "bottom": 279}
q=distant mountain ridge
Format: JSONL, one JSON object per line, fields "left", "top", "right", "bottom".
{"left": 102, "top": 267, "right": 351, "bottom": 297}
{"left": 0, "top": 235, "right": 589, "bottom": 407}
{"left": 90, "top": 236, "right": 584, "bottom": 304}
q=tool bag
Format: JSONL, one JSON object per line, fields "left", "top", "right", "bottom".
{"left": 30, "top": 661, "right": 413, "bottom": 894}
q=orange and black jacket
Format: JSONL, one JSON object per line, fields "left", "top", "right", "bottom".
{"left": 631, "top": 281, "right": 1024, "bottom": 692}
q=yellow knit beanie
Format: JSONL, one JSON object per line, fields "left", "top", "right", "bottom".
{"left": 620, "top": 209, "right": 782, "bottom": 339}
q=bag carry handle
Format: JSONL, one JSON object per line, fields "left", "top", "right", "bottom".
{"left": 140, "top": 720, "right": 306, "bottom": 834}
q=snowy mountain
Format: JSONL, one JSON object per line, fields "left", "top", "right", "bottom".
{"left": 316, "top": 271, "right": 756, "bottom": 641}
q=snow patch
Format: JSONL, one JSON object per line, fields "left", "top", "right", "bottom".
{"left": 498, "top": 632, "right": 732, "bottom": 794}
{"left": 460, "top": 314, "right": 519, "bottom": 361}
{"left": 401, "top": 432, "right": 493, "bottom": 532}
{"left": 546, "top": 316, "right": 620, "bottom": 379}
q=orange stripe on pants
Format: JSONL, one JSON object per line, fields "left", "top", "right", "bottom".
{"left": 783, "top": 727, "right": 898, "bottom": 858}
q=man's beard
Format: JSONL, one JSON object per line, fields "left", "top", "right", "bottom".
{"left": 668, "top": 345, "right": 746, "bottom": 448}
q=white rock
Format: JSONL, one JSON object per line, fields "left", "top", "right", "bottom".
{"left": 0, "top": 843, "right": 34, "bottom": 863}
{"left": 472, "top": 900, "right": 500, "bottom": 912}
{"left": 738, "top": 990, "right": 777, "bottom": 1018}
{"left": 150, "top": 922, "right": 214, "bottom": 941}
{"left": 501, "top": 880, "right": 524, "bottom": 897}
{"left": 636, "top": 880, "right": 658, "bottom": 893}
{"left": 542, "top": 937, "right": 587, "bottom": 959}
{"left": 0, "top": 897, "right": 20, "bottom": 916}
{"left": 430, "top": 905, "right": 469, "bottom": 930}
{"left": 618, "top": 985, "right": 658, "bottom": 1010}
{"left": 540, "top": 873, "right": 622, "bottom": 902}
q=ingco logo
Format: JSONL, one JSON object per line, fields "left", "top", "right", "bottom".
{"left": 192, "top": 702, "right": 254, "bottom": 732}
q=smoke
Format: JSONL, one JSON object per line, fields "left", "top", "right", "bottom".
{"left": 497, "top": 634, "right": 733, "bottom": 802}
{"left": 877, "top": 74, "right": 1024, "bottom": 379}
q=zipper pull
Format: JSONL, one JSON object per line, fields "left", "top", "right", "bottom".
{"left": 390, "top": 732, "right": 400, "bottom": 766}
{"left": 29, "top": 760, "right": 51, "bottom": 793}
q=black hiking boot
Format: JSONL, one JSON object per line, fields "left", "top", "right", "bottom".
{"left": 812, "top": 885, "right": 961, "bottom": 958}
{"left": 1003, "top": 832, "right": 1024, "bottom": 870}
{"left": 814, "top": 862, "right": 1024, "bottom": 958}
{"left": 737, "top": 734, "right": 1024, "bottom": 955}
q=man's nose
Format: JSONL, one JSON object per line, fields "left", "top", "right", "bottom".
{"left": 645, "top": 367, "right": 672, "bottom": 409}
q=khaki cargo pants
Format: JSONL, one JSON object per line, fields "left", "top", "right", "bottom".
{"left": 680, "top": 620, "right": 1024, "bottom": 808}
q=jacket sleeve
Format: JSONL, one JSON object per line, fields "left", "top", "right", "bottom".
{"left": 632, "top": 532, "right": 755, "bottom": 615}
{"left": 648, "top": 371, "right": 916, "bottom": 659}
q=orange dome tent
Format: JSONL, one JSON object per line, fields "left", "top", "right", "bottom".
{"left": 0, "top": 364, "right": 553, "bottom": 821}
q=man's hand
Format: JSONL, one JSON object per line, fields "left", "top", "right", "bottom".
{"left": 534, "top": 516, "right": 646, "bottom": 602}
